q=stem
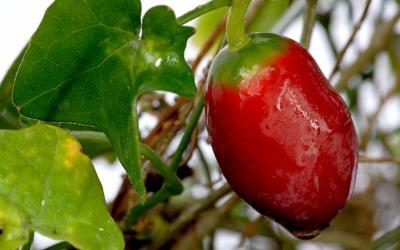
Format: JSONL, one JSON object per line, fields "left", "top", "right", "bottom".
{"left": 115, "top": 102, "right": 147, "bottom": 202}
{"left": 369, "top": 226, "right": 400, "bottom": 250}
{"left": 70, "top": 130, "right": 109, "bottom": 144}
{"left": 177, "top": 0, "right": 232, "bottom": 25}
{"left": 300, "top": 0, "right": 318, "bottom": 49}
{"left": 328, "top": 0, "right": 372, "bottom": 80}
{"left": 122, "top": 187, "right": 170, "bottom": 230}
{"left": 139, "top": 143, "right": 183, "bottom": 194}
{"left": 226, "top": 0, "right": 251, "bottom": 51}
{"left": 123, "top": 94, "right": 205, "bottom": 228}
{"left": 170, "top": 95, "right": 205, "bottom": 172}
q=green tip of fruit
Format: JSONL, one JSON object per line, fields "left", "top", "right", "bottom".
{"left": 209, "top": 33, "right": 288, "bottom": 87}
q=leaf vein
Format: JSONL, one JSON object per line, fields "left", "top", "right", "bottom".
{"left": 20, "top": 42, "right": 132, "bottom": 108}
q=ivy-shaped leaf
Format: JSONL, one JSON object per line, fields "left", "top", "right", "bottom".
{"left": 0, "top": 125, "right": 123, "bottom": 250}
{"left": 13, "top": 0, "right": 195, "bottom": 198}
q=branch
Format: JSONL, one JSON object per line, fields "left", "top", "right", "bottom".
{"left": 329, "top": 0, "right": 372, "bottom": 80}
{"left": 300, "top": 0, "right": 318, "bottom": 49}
{"left": 335, "top": 10, "right": 400, "bottom": 89}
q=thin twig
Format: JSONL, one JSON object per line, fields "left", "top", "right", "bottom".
{"left": 359, "top": 50, "right": 400, "bottom": 149}
{"left": 358, "top": 155, "right": 400, "bottom": 165}
{"left": 335, "top": 10, "right": 400, "bottom": 89}
{"left": 329, "top": 0, "right": 373, "bottom": 81}
{"left": 238, "top": 216, "right": 264, "bottom": 246}
{"left": 359, "top": 87, "right": 397, "bottom": 149}
{"left": 300, "top": 0, "right": 318, "bottom": 49}
{"left": 198, "top": 143, "right": 213, "bottom": 187}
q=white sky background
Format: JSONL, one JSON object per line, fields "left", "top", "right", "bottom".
{"left": 1, "top": 0, "right": 400, "bottom": 249}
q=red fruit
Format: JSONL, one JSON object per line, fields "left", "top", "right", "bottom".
{"left": 205, "top": 33, "right": 358, "bottom": 239}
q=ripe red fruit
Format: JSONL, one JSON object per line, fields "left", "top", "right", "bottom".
{"left": 205, "top": 33, "right": 358, "bottom": 239}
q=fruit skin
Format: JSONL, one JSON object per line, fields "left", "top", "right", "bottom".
{"left": 205, "top": 33, "right": 358, "bottom": 239}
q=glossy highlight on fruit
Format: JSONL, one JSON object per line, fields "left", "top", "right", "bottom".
{"left": 205, "top": 33, "right": 358, "bottom": 239}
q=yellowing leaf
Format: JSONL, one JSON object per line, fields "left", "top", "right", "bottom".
{"left": 0, "top": 125, "right": 123, "bottom": 250}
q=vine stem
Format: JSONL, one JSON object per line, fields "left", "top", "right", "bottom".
{"left": 177, "top": 0, "right": 231, "bottom": 25}
{"left": 70, "top": 130, "right": 109, "bottom": 144}
{"left": 122, "top": 94, "right": 205, "bottom": 229}
{"left": 226, "top": 0, "right": 251, "bottom": 51}
{"left": 300, "top": 0, "right": 318, "bottom": 49}
{"left": 139, "top": 143, "right": 183, "bottom": 194}
{"left": 170, "top": 95, "right": 205, "bottom": 172}
{"left": 127, "top": 103, "right": 146, "bottom": 201}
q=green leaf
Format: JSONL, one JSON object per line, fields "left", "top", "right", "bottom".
{"left": 0, "top": 125, "right": 123, "bottom": 250}
{"left": 0, "top": 46, "right": 26, "bottom": 130}
{"left": 12, "top": 0, "right": 195, "bottom": 199}
{"left": 0, "top": 196, "right": 29, "bottom": 250}
{"left": 137, "top": 6, "right": 195, "bottom": 96}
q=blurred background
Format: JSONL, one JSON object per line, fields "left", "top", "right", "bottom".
{"left": 1, "top": 0, "right": 400, "bottom": 249}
